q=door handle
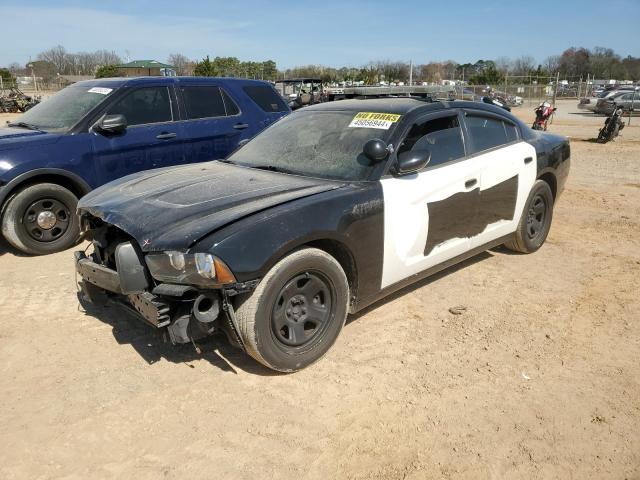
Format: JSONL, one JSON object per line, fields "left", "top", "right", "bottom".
{"left": 524, "top": 156, "right": 533, "bottom": 164}
{"left": 465, "top": 179, "right": 478, "bottom": 189}
{"left": 156, "top": 132, "right": 177, "bottom": 140}
{"left": 233, "top": 123, "right": 249, "bottom": 130}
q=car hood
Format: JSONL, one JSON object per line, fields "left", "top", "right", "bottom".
{"left": 0, "top": 127, "right": 61, "bottom": 151}
{"left": 79, "top": 161, "right": 346, "bottom": 251}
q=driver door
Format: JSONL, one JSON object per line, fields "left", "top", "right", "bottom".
{"left": 379, "top": 111, "right": 481, "bottom": 289}
{"left": 91, "top": 85, "right": 185, "bottom": 185}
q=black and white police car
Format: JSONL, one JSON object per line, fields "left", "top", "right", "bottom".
{"left": 75, "top": 98, "right": 570, "bottom": 372}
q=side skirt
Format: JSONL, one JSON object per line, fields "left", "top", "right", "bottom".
{"left": 353, "top": 233, "right": 513, "bottom": 313}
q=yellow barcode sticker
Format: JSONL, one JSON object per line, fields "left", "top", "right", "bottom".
{"left": 349, "top": 112, "right": 401, "bottom": 130}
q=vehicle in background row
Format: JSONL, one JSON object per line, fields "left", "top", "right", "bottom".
{"left": 578, "top": 86, "right": 636, "bottom": 112}
{"left": 75, "top": 98, "right": 570, "bottom": 372}
{"left": 597, "top": 106, "right": 626, "bottom": 143}
{"left": 594, "top": 89, "right": 639, "bottom": 116}
{"left": 0, "top": 77, "right": 289, "bottom": 255}
{"left": 274, "top": 78, "right": 325, "bottom": 110}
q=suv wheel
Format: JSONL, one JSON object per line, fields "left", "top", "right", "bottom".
{"left": 1, "top": 183, "right": 80, "bottom": 255}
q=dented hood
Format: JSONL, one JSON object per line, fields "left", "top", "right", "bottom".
{"left": 78, "top": 161, "right": 344, "bottom": 251}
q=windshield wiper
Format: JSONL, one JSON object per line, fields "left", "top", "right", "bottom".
{"left": 7, "top": 121, "right": 42, "bottom": 131}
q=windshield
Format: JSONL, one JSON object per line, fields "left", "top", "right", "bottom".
{"left": 227, "top": 110, "right": 397, "bottom": 181}
{"left": 14, "top": 84, "right": 116, "bottom": 132}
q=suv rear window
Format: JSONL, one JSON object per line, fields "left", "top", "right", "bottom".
{"left": 181, "top": 86, "right": 226, "bottom": 119}
{"left": 243, "top": 85, "right": 288, "bottom": 112}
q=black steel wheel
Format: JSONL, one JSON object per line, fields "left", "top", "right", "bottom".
{"left": 504, "top": 180, "right": 554, "bottom": 254}
{"left": 271, "top": 271, "right": 334, "bottom": 349}
{"left": 235, "top": 248, "right": 349, "bottom": 372}
{"left": 525, "top": 194, "right": 547, "bottom": 242}
{"left": 1, "top": 183, "right": 80, "bottom": 255}
{"left": 21, "top": 197, "right": 72, "bottom": 243}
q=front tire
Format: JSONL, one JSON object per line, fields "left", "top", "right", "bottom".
{"left": 1, "top": 183, "right": 80, "bottom": 255}
{"left": 504, "top": 180, "right": 554, "bottom": 254}
{"left": 235, "top": 248, "right": 349, "bottom": 372}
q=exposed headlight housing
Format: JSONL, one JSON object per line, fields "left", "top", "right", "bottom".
{"left": 145, "top": 252, "right": 236, "bottom": 287}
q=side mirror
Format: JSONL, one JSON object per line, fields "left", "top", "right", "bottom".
{"left": 396, "top": 149, "right": 431, "bottom": 175}
{"left": 96, "top": 114, "right": 127, "bottom": 134}
{"left": 363, "top": 138, "right": 389, "bottom": 162}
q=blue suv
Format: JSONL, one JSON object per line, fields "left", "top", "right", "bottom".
{"left": 0, "top": 77, "right": 289, "bottom": 255}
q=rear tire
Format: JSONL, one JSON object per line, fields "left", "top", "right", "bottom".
{"left": 1, "top": 183, "right": 80, "bottom": 255}
{"left": 235, "top": 248, "right": 349, "bottom": 372}
{"left": 504, "top": 180, "right": 554, "bottom": 254}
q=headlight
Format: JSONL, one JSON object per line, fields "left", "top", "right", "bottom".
{"left": 145, "top": 251, "right": 236, "bottom": 287}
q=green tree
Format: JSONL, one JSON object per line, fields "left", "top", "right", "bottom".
{"left": 469, "top": 65, "right": 503, "bottom": 85}
{"left": 193, "top": 56, "right": 216, "bottom": 76}
{"left": 95, "top": 64, "right": 120, "bottom": 78}
{"left": 0, "top": 68, "right": 13, "bottom": 82}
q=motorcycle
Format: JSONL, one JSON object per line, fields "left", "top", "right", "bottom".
{"left": 597, "top": 105, "right": 626, "bottom": 144}
{"left": 532, "top": 102, "right": 556, "bottom": 131}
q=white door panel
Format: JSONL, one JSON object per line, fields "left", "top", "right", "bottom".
{"left": 380, "top": 159, "right": 481, "bottom": 289}
{"left": 469, "top": 141, "right": 537, "bottom": 248}
{"left": 380, "top": 141, "right": 536, "bottom": 290}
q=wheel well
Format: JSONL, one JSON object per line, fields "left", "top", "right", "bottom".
{"left": 305, "top": 239, "right": 358, "bottom": 305}
{"left": 538, "top": 172, "right": 557, "bottom": 199}
{"left": 1, "top": 174, "right": 88, "bottom": 213}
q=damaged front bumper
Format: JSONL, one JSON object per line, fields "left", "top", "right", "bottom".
{"left": 74, "top": 248, "right": 258, "bottom": 347}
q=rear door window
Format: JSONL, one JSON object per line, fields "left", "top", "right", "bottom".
{"left": 243, "top": 85, "right": 288, "bottom": 112}
{"left": 108, "top": 87, "right": 173, "bottom": 126}
{"left": 221, "top": 89, "right": 240, "bottom": 115}
{"left": 465, "top": 115, "right": 516, "bottom": 154}
{"left": 180, "top": 86, "right": 227, "bottom": 119}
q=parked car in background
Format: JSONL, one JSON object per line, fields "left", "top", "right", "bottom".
{"left": 0, "top": 77, "right": 289, "bottom": 255}
{"left": 595, "top": 89, "right": 639, "bottom": 116}
{"left": 579, "top": 86, "right": 636, "bottom": 112}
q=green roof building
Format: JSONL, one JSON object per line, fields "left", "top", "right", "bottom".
{"left": 117, "top": 60, "right": 176, "bottom": 77}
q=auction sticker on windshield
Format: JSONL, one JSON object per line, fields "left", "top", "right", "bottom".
{"left": 349, "top": 112, "right": 401, "bottom": 130}
{"left": 88, "top": 87, "right": 113, "bottom": 95}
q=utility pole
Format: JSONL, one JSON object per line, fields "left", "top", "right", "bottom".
{"left": 409, "top": 59, "right": 413, "bottom": 87}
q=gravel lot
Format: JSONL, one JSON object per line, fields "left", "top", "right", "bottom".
{"left": 0, "top": 100, "right": 639, "bottom": 479}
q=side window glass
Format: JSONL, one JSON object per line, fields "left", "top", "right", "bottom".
{"left": 221, "top": 89, "right": 240, "bottom": 115}
{"left": 466, "top": 115, "right": 509, "bottom": 153}
{"left": 243, "top": 85, "right": 288, "bottom": 112}
{"left": 108, "top": 87, "right": 172, "bottom": 126}
{"left": 181, "top": 86, "right": 226, "bottom": 119}
{"left": 397, "top": 115, "right": 465, "bottom": 168}
{"left": 504, "top": 122, "right": 519, "bottom": 143}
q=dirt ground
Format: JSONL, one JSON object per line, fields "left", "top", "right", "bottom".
{"left": 0, "top": 100, "right": 638, "bottom": 479}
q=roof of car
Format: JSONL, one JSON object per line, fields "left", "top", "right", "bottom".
{"left": 70, "top": 77, "right": 272, "bottom": 88}
{"left": 305, "top": 98, "right": 439, "bottom": 114}
{"left": 304, "top": 98, "right": 520, "bottom": 121}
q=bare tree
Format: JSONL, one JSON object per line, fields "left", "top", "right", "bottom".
{"left": 544, "top": 55, "right": 560, "bottom": 74}
{"left": 512, "top": 55, "right": 536, "bottom": 76}
{"left": 37, "top": 45, "right": 69, "bottom": 73}
{"left": 167, "top": 53, "right": 190, "bottom": 75}
{"left": 93, "top": 50, "right": 121, "bottom": 67}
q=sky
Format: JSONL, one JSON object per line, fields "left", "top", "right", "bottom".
{"left": 1, "top": 0, "right": 639, "bottom": 69}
